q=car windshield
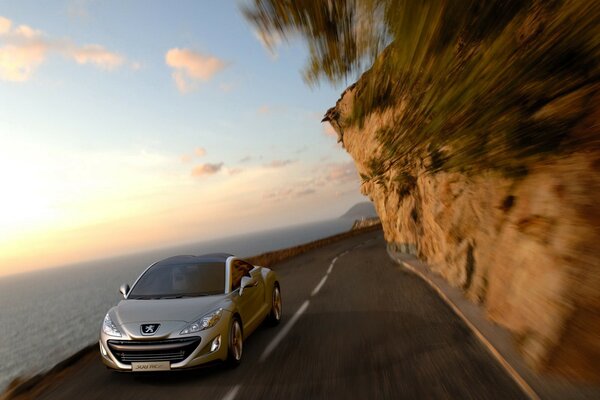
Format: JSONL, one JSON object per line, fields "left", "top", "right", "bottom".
{"left": 128, "top": 262, "right": 225, "bottom": 299}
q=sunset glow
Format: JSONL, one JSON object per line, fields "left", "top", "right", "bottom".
{"left": 0, "top": 2, "right": 364, "bottom": 276}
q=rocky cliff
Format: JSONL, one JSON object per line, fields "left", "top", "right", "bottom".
{"left": 325, "top": 59, "right": 600, "bottom": 382}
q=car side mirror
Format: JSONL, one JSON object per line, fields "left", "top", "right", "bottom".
{"left": 239, "top": 276, "right": 255, "bottom": 296}
{"left": 119, "top": 283, "right": 130, "bottom": 298}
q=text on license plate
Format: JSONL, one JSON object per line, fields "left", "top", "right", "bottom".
{"left": 132, "top": 361, "right": 171, "bottom": 371}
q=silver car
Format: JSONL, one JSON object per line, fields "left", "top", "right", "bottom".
{"left": 99, "top": 253, "right": 282, "bottom": 371}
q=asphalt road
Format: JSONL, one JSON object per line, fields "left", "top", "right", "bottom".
{"left": 30, "top": 230, "right": 527, "bottom": 400}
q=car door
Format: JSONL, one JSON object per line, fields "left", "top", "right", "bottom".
{"left": 231, "top": 260, "right": 265, "bottom": 333}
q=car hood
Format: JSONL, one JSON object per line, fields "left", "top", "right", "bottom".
{"left": 114, "top": 295, "right": 228, "bottom": 324}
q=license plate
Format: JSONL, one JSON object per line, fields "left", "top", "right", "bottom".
{"left": 131, "top": 361, "right": 171, "bottom": 371}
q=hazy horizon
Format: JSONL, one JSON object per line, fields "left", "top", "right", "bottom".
{"left": 0, "top": 210, "right": 363, "bottom": 279}
{"left": 0, "top": 1, "right": 365, "bottom": 277}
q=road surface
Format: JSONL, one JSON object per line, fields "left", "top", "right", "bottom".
{"left": 26, "top": 230, "right": 527, "bottom": 399}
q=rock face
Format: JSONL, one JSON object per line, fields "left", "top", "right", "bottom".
{"left": 325, "top": 85, "right": 600, "bottom": 381}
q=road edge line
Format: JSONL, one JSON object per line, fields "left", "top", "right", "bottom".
{"left": 387, "top": 249, "right": 540, "bottom": 400}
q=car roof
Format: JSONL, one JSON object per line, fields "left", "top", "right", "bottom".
{"left": 154, "top": 253, "right": 234, "bottom": 266}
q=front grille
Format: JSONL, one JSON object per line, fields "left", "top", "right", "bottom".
{"left": 107, "top": 337, "right": 201, "bottom": 365}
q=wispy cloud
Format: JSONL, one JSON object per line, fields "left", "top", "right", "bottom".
{"left": 226, "top": 167, "right": 243, "bottom": 176}
{"left": 180, "top": 147, "right": 207, "bottom": 163}
{"left": 263, "top": 184, "right": 317, "bottom": 201}
{"left": 324, "top": 161, "right": 357, "bottom": 182}
{"left": 0, "top": 15, "right": 127, "bottom": 82}
{"left": 263, "top": 161, "right": 358, "bottom": 202}
{"left": 263, "top": 186, "right": 316, "bottom": 201}
{"left": 296, "top": 188, "right": 316, "bottom": 196}
{"left": 258, "top": 105, "right": 270, "bottom": 114}
{"left": 0, "top": 16, "right": 11, "bottom": 35}
{"left": 323, "top": 121, "right": 337, "bottom": 138}
{"left": 191, "top": 162, "right": 224, "bottom": 177}
{"left": 264, "top": 159, "right": 294, "bottom": 168}
{"left": 165, "top": 48, "right": 227, "bottom": 93}
{"left": 66, "top": 43, "right": 123, "bottom": 69}
{"left": 240, "top": 155, "right": 252, "bottom": 163}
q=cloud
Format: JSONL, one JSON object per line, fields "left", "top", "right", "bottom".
{"left": 165, "top": 48, "right": 226, "bottom": 93}
{"left": 65, "top": 44, "right": 123, "bottom": 69}
{"left": 263, "top": 186, "right": 316, "bottom": 201}
{"left": 0, "top": 18, "right": 46, "bottom": 81}
{"left": 303, "top": 161, "right": 359, "bottom": 188}
{"left": 0, "top": 42, "right": 46, "bottom": 81}
{"left": 262, "top": 161, "right": 359, "bottom": 202}
{"left": 0, "top": 16, "right": 11, "bottom": 35}
{"left": 180, "top": 147, "right": 207, "bottom": 163}
{"left": 240, "top": 155, "right": 252, "bottom": 163}
{"left": 324, "top": 161, "right": 358, "bottom": 182}
{"left": 227, "top": 167, "right": 243, "bottom": 176}
{"left": 258, "top": 105, "right": 270, "bottom": 114}
{"left": 0, "top": 15, "right": 126, "bottom": 82}
{"left": 323, "top": 121, "right": 337, "bottom": 138}
{"left": 265, "top": 159, "right": 294, "bottom": 168}
{"left": 191, "top": 162, "right": 223, "bottom": 177}
{"left": 194, "top": 147, "right": 206, "bottom": 157}
{"left": 296, "top": 188, "right": 316, "bottom": 197}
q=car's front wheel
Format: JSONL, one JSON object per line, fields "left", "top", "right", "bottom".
{"left": 266, "top": 283, "right": 282, "bottom": 326}
{"left": 226, "top": 317, "right": 243, "bottom": 367}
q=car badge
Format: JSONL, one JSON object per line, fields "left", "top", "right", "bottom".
{"left": 141, "top": 323, "right": 160, "bottom": 335}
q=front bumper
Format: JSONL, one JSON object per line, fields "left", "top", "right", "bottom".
{"left": 99, "top": 316, "right": 229, "bottom": 371}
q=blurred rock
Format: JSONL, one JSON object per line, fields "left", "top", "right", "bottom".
{"left": 327, "top": 83, "right": 600, "bottom": 382}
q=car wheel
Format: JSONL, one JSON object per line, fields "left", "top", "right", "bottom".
{"left": 227, "top": 317, "right": 243, "bottom": 367}
{"left": 267, "top": 283, "right": 282, "bottom": 326}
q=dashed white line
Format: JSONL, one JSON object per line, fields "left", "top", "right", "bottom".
{"left": 221, "top": 384, "right": 241, "bottom": 400}
{"left": 311, "top": 275, "right": 328, "bottom": 296}
{"left": 260, "top": 300, "right": 310, "bottom": 362}
{"left": 326, "top": 257, "right": 338, "bottom": 274}
{"left": 259, "top": 249, "right": 354, "bottom": 362}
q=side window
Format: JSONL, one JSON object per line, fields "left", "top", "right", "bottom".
{"left": 231, "top": 260, "right": 252, "bottom": 291}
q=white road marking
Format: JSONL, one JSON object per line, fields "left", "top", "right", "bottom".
{"left": 221, "top": 384, "right": 241, "bottom": 400}
{"left": 327, "top": 257, "right": 338, "bottom": 274}
{"left": 260, "top": 300, "right": 310, "bottom": 362}
{"left": 311, "top": 275, "right": 328, "bottom": 296}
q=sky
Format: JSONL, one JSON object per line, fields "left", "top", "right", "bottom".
{"left": 0, "top": 0, "right": 365, "bottom": 277}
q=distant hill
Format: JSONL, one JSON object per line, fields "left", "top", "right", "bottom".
{"left": 340, "top": 202, "right": 377, "bottom": 219}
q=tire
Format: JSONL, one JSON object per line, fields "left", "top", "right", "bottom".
{"left": 266, "top": 283, "right": 282, "bottom": 326}
{"left": 226, "top": 317, "right": 243, "bottom": 367}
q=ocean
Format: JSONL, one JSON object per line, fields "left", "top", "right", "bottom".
{"left": 0, "top": 218, "right": 353, "bottom": 392}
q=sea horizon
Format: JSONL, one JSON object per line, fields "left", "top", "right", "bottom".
{"left": 0, "top": 216, "right": 356, "bottom": 391}
{"left": 1, "top": 216, "right": 358, "bottom": 281}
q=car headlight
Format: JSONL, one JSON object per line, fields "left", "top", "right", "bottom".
{"left": 181, "top": 309, "right": 223, "bottom": 334}
{"left": 102, "top": 313, "right": 122, "bottom": 337}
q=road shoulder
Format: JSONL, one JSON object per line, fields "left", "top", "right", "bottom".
{"left": 387, "top": 247, "right": 600, "bottom": 400}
